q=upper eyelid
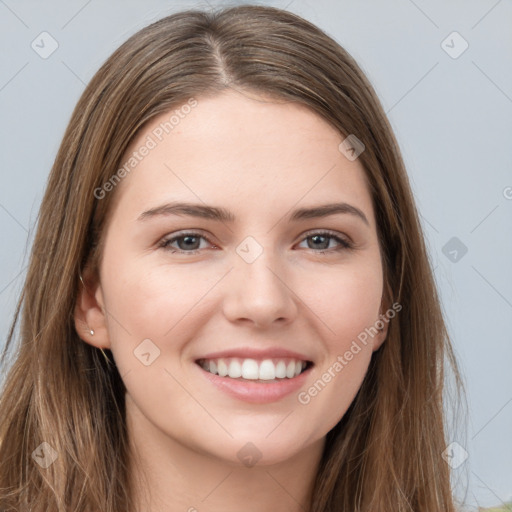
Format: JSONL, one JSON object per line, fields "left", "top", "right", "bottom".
{"left": 162, "top": 229, "right": 215, "bottom": 244}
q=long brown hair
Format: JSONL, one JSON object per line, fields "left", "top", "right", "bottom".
{"left": 0, "top": 5, "right": 464, "bottom": 511}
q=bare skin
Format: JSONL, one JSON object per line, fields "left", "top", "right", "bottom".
{"left": 75, "top": 89, "right": 388, "bottom": 512}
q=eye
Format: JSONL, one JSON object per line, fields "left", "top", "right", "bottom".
{"left": 296, "top": 230, "right": 353, "bottom": 253}
{"left": 158, "top": 230, "right": 353, "bottom": 256}
{"left": 158, "top": 231, "right": 216, "bottom": 255}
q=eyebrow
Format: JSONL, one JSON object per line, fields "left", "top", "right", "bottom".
{"left": 137, "top": 201, "right": 370, "bottom": 226}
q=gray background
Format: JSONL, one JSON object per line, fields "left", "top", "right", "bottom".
{"left": 0, "top": 0, "right": 511, "bottom": 508}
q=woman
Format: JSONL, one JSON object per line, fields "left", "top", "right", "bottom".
{"left": 0, "top": 5, "right": 464, "bottom": 511}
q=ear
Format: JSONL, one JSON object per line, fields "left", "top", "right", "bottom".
{"left": 74, "top": 268, "right": 111, "bottom": 350}
{"left": 372, "top": 296, "right": 391, "bottom": 353}
{"left": 372, "top": 317, "right": 389, "bottom": 352}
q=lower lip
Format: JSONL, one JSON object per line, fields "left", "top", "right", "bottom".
{"left": 195, "top": 363, "right": 312, "bottom": 404}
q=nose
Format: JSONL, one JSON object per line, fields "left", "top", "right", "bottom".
{"left": 222, "top": 250, "right": 298, "bottom": 328}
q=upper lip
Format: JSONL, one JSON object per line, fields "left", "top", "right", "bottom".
{"left": 196, "top": 347, "right": 313, "bottom": 362}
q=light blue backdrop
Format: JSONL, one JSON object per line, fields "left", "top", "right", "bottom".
{"left": 0, "top": 0, "right": 511, "bottom": 508}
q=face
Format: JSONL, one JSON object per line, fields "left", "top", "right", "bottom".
{"left": 77, "top": 89, "right": 388, "bottom": 466}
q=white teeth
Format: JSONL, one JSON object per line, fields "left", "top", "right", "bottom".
{"left": 241, "top": 359, "right": 259, "bottom": 380}
{"left": 275, "top": 361, "right": 287, "bottom": 379}
{"left": 228, "top": 360, "right": 242, "bottom": 378}
{"left": 217, "top": 359, "right": 228, "bottom": 377}
{"left": 199, "top": 357, "right": 310, "bottom": 381}
{"left": 258, "top": 359, "right": 275, "bottom": 380}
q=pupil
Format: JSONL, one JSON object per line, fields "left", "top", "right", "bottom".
{"left": 310, "top": 235, "right": 328, "bottom": 250}
{"left": 180, "top": 236, "right": 199, "bottom": 250}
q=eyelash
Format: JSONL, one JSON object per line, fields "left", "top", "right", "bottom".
{"left": 158, "top": 230, "right": 354, "bottom": 255}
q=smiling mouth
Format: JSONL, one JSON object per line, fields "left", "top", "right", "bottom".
{"left": 196, "top": 357, "right": 313, "bottom": 383}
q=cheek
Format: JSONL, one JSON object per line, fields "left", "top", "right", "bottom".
{"left": 299, "top": 344, "right": 373, "bottom": 443}
{"left": 99, "top": 254, "right": 228, "bottom": 384}
{"left": 293, "top": 259, "right": 381, "bottom": 421}
{"left": 102, "top": 254, "right": 205, "bottom": 338}
{"left": 300, "top": 257, "right": 383, "bottom": 347}
{"left": 297, "top": 270, "right": 381, "bottom": 434}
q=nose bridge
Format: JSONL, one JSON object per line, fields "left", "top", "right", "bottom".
{"left": 222, "top": 236, "right": 296, "bottom": 326}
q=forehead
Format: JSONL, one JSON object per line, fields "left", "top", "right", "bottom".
{"left": 111, "top": 90, "right": 375, "bottom": 226}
